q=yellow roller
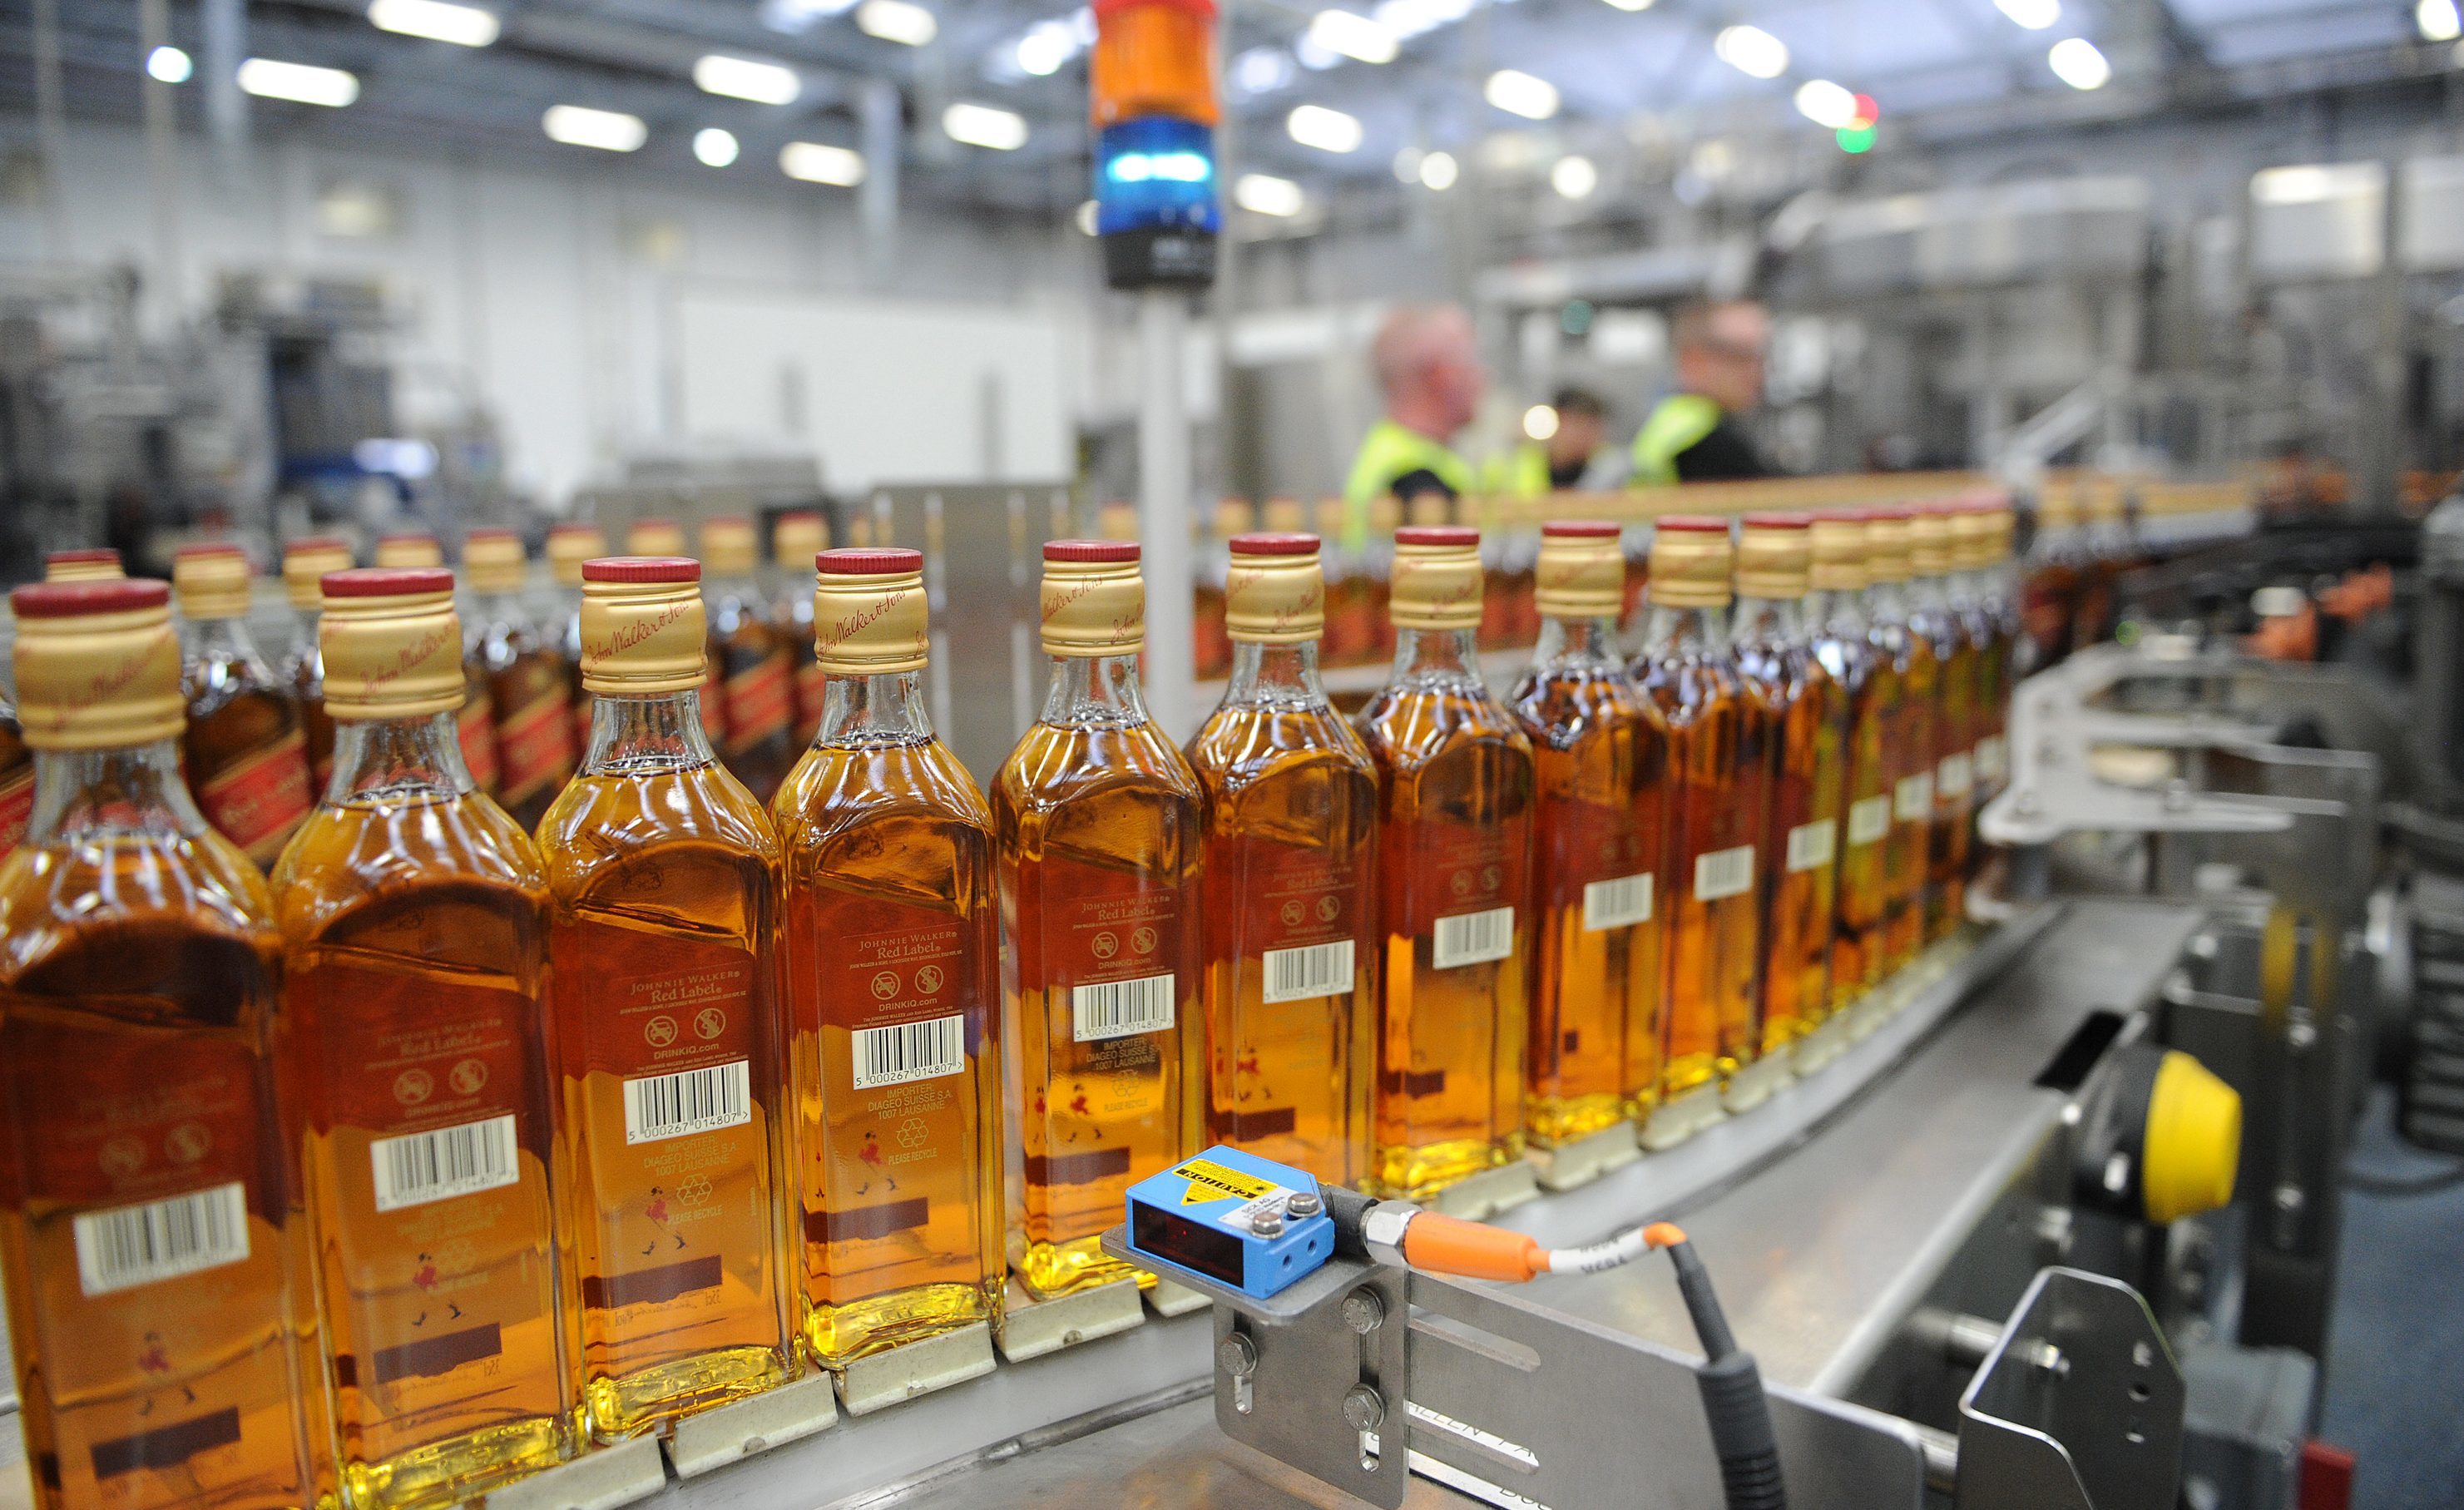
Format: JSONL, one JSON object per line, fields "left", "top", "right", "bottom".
{"left": 2140, "top": 1051, "right": 2242, "bottom": 1225}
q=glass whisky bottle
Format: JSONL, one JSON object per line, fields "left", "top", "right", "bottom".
{"left": 700, "top": 517, "right": 798, "bottom": 805}
{"left": 280, "top": 537, "right": 354, "bottom": 793}
{"left": 995, "top": 540, "right": 1205, "bottom": 1298}
{"left": 1186, "top": 532, "right": 1377, "bottom": 1184}
{"left": 1733, "top": 514, "right": 1845, "bottom": 1052}
{"left": 1806, "top": 514, "right": 1894, "bottom": 1010}
{"left": 1862, "top": 509, "right": 1938, "bottom": 973}
{"left": 1358, "top": 525, "right": 1534, "bottom": 1199}
{"left": 174, "top": 544, "right": 316, "bottom": 869}
{"left": 1959, "top": 501, "right": 2022, "bottom": 808}
{"left": 1907, "top": 509, "right": 1977, "bottom": 943}
{"left": 1191, "top": 500, "right": 1252, "bottom": 683}
{"left": 537, "top": 556, "right": 797, "bottom": 1440}
{"left": 273, "top": 567, "right": 571, "bottom": 1510}
{"left": 1509, "top": 520, "right": 1670, "bottom": 1143}
{"left": 545, "top": 523, "right": 605, "bottom": 761}
{"left": 1, "top": 693, "right": 31, "bottom": 864}
{"left": 1, "top": 578, "right": 324, "bottom": 1510}
{"left": 626, "top": 520, "right": 728, "bottom": 750}
{"left": 775, "top": 548, "right": 1004, "bottom": 1365}
{"left": 1630, "top": 517, "right": 1767, "bottom": 1108}
{"left": 464, "top": 529, "right": 577, "bottom": 830}
{"left": 381, "top": 533, "right": 501, "bottom": 800}
{"left": 769, "top": 512, "right": 829, "bottom": 749}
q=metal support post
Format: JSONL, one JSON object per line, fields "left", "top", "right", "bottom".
{"left": 1139, "top": 288, "right": 1195, "bottom": 736}
{"left": 858, "top": 79, "right": 902, "bottom": 290}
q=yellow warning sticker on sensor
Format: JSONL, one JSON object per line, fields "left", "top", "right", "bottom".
{"left": 1176, "top": 1156, "right": 1279, "bottom": 1206}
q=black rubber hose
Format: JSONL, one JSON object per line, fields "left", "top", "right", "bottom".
{"left": 1669, "top": 1243, "right": 1788, "bottom": 1510}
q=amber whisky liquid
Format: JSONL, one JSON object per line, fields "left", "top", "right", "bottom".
{"left": 1358, "top": 631, "right": 1534, "bottom": 1196}
{"left": 0, "top": 703, "right": 29, "bottom": 863}
{"left": 470, "top": 597, "right": 576, "bottom": 832}
{"left": 1869, "top": 602, "right": 1937, "bottom": 972}
{"left": 710, "top": 577, "right": 796, "bottom": 805}
{"left": 1, "top": 748, "right": 322, "bottom": 1510}
{"left": 996, "top": 656, "right": 1204, "bottom": 1297}
{"left": 1512, "top": 620, "right": 1670, "bottom": 1140}
{"left": 1189, "top": 645, "right": 1378, "bottom": 1183}
{"left": 185, "top": 621, "right": 314, "bottom": 869}
{"left": 275, "top": 716, "right": 571, "bottom": 1510}
{"left": 1914, "top": 597, "right": 1977, "bottom": 943}
{"left": 539, "top": 701, "right": 795, "bottom": 1440}
{"left": 1810, "top": 593, "right": 1894, "bottom": 1009}
{"left": 1736, "top": 616, "right": 1844, "bottom": 1051}
{"left": 777, "top": 677, "right": 1003, "bottom": 1363}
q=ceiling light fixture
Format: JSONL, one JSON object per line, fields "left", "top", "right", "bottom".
{"left": 2047, "top": 36, "right": 2110, "bottom": 89}
{"left": 542, "top": 104, "right": 646, "bottom": 151}
{"left": 2422, "top": 0, "right": 2463, "bottom": 42}
{"left": 1419, "top": 150, "right": 1459, "bottom": 189}
{"left": 1994, "top": 0, "right": 2061, "bottom": 28}
{"left": 1713, "top": 24, "right": 1789, "bottom": 79}
{"left": 1308, "top": 10, "right": 1399, "bottom": 65}
{"left": 1484, "top": 68, "right": 1558, "bottom": 120}
{"left": 1017, "top": 24, "right": 1074, "bottom": 75}
{"left": 693, "top": 127, "right": 740, "bottom": 166}
{"left": 1287, "top": 103, "right": 1364, "bottom": 153}
{"left": 1231, "top": 47, "right": 1295, "bottom": 96}
{"left": 1601, "top": 0, "right": 1654, "bottom": 8}
{"left": 1793, "top": 78, "right": 1857, "bottom": 129}
{"left": 146, "top": 45, "right": 193, "bottom": 83}
{"left": 694, "top": 54, "right": 800, "bottom": 104}
{"left": 1234, "top": 173, "right": 1305, "bottom": 217}
{"left": 368, "top": 0, "right": 500, "bottom": 47}
{"left": 855, "top": 0, "right": 937, "bottom": 47}
{"left": 1523, "top": 404, "right": 1560, "bottom": 440}
{"left": 1374, "top": 0, "right": 1472, "bottom": 37}
{"left": 236, "top": 57, "right": 360, "bottom": 106}
{"left": 944, "top": 101, "right": 1028, "bottom": 150}
{"left": 780, "top": 141, "right": 867, "bottom": 185}
{"left": 1550, "top": 155, "right": 1598, "bottom": 199}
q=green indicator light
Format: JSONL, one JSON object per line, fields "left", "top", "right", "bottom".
{"left": 1837, "top": 124, "right": 1877, "bottom": 154}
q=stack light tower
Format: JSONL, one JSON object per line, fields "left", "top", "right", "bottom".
{"left": 1090, "top": 0, "right": 1220, "bottom": 290}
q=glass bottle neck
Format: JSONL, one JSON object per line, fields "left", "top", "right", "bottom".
{"left": 818, "top": 671, "right": 935, "bottom": 748}
{"left": 327, "top": 710, "right": 476, "bottom": 805}
{"left": 1732, "top": 594, "right": 1808, "bottom": 646}
{"left": 1224, "top": 641, "right": 1330, "bottom": 710}
{"left": 1863, "top": 580, "right": 1912, "bottom": 623}
{"left": 187, "top": 613, "right": 266, "bottom": 666}
{"left": 581, "top": 691, "right": 721, "bottom": 775}
{"left": 1042, "top": 652, "right": 1152, "bottom": 729}
{"left": 1905, "top": 572, "right": 1951, "bottom": 612}
{"left": 27, "top": 740, "right": 207, "bottom": 845}
{"left": 1808, "top": 587, "right": 1870, "bottom": 638}
{"left": 1531, "top": 616, "right": 1621, "bottom": 671}
{"left": 1639, "top": 602, "right": 1733, "bottom": 659}
{"left": 1388, "top": 626, "right": 1483, "bottom": 692}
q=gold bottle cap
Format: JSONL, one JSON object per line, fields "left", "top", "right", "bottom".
{"left": 1864, "top": 509, "right": 1913, "bottom": 585}
{"left": 814, "top": 547, "right": 928, "bottom": 676}
{"left": 1369, "top": 495, "right": 1403, "bottom": 532}
{"left": 280, "top": 537, "right": 355, "bottom": 611}
{"left": 1646, "top": 517, "right": 1733, "bottom": 610}
{"left": 1907, "top": 508, "right": 1953, "bottom": 577}
{"left": 578, "top": 557, "right": 709, "bottom": 696}
{"left": 1314, "top": 498, "right": 1348, "bottom": 543}
{"left": 1534, "top": 520, "right": 1625, "bottom": 620}
{"left": 626, "top": 517, "right": 687, "bottom": 557}
{"left": 1225, "top": 532, "right": 1325, "bottom": 644}
{"left": 1389, "top": 525, "right": 1484, "bottom": 631}
{"left": 8, "top": 579, "right": 186, "bottom": 750}
{"left": 1404, "top": 494, "right": 1452, "bottom": 528}
{"left": 774, "top": 511, "right": 828, "bottom": 567}
{"left": 1808, "top": 512, "right": 1870, "bottom": 593}
{"left": 463, "top": 527, "right": 528, "bottom": 594}
{"left": 1948, "top": 501, "right": 1997, "bottom": 572}
{"left": 547, "top": 523, "right": 605, "bottom": 588}
{"left": 319, "top": 567, "right": 467, "bottom": 721}
{"left": 1212, "top": 499, "right": 1256, "bottom": 539}
{"left": 1737, "top": 512, "right": 1813, "bottom": 601}
{"left": 1095, "top": 502, "right": 1140, "bottom": 543}
{"left": 374, "top": 532, "right": 445, "bottom": 569}
{"left": 2035, "top": 493, "right": 2078, "bottom": 531}
{"left": 1987, "top": 501, "right": 2017, "bottom": 564}
{"left": 700, "top": 515, "right": 759, "bottom": 578}
{"left": 1262, "top": 497, "right": 1307, "bottom": 533}
{"left": 44, "top": 549, "right": 124, "bottom": 583}
{"left": 172, "top": 543, "right": 255, "bottom": 621}
{"left": 1041, "top": 539, "right": 1145, "bottom": 657}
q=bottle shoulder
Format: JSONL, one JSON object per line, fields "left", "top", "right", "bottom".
{"left": 774, "top": 738, "right": 995, "bottom": 855}
{"left": 538, "top": 763, "right": 783, "bottom": 899}
{"left": 996, "top": 718, "right": 1206, "bottom": 814}
{"left": 1508, "top": 662, "right": 1663, "bottom": 751}
{"left": 1188, "top": 702, "right": 1375, "bottom": 793}
{"left": 274, "top": 790, "right": 547, "bottom": 944}
{"left": 1, "top": 827, "right": 277, "bottom": 984}
{"left": 1359, "top": 681, "right": 1533, "bottom": 765}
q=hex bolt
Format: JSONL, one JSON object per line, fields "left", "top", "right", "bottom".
{"left": 1342, "top": 1384, "right": 1386, "bottom": 1432}
{"left": 2288, "top": 1020, "right": 2318, "bottom": 1052}
{"left": 2273, "top": 1184, "right": 2306, "bottom": 1216}
{"left": 1217, "top": 1332, "right": 1258, "bottom": 1379}
{"left": 1250, "top": 1210, "right": 1286, "bottom": 1238}
{"left": 1287, "top": 1191, "right": 1324, "bottom": 1218}
{"left": 1342, "top": 1287, "right": 1386, "bottom": 1334}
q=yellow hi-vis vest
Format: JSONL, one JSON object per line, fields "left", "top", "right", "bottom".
{"left": 1630, "top": 393, "right": 1724, "bottom": 488}
{"left": 1482, "top": 443, "right": 1554, "bottom": 501}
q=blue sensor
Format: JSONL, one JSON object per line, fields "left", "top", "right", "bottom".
{"left": 1123, "top": 1145, "right": 1334, "bottom": 1300}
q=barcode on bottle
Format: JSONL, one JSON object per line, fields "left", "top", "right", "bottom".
{"left": 1937, "top": 752, "right": 1974, "bottom": 799}
{"left": 624, "top": 1060, "right": 752, "bottom": 1145}
{"left": 1262, "top": 940, "right": 1354, "bottom": 1004}
{"left": 1847, "top": 795, "right": 1892, "bottom": 846}
{"left": 1786, "top": 819, "right": 1837, "bottom": 873}
{"left": 1582, "top": 873, "right": 1654, "bottom": 931}
{"left": 1974, "top": 735, "right": 2008, "bottom": 783}
{"left": 1071, "top": 973, "right": 1176, "bottom": 1042}
{"left": 1894, "top": 771, "right": 1935, "bottom": 821}
{"left": 1432, "top": 907, "right": 1515, "bottom": 968}
{"left": 1693, "top": 845, "right": 1756, "bottom": 902}
{"left": 72, "top": 1182, "right": 250, "bottom": 1298}
{"left": 852, "top": 1015, "right": 967, "bottom": 1090}
{"left": 369, "top": 1114, "right": 519, "bottom": 1212}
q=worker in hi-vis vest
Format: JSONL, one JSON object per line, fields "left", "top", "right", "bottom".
{"left": 1485, "top": 387, "right": 1614, "bottom": 498}
{"left": 1343, "top": 303, "right": 1483, "bottom": 540}
{"left": 1631, "top": 299, "right": 1778, "bottom": 488}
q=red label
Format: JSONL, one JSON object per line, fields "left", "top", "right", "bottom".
{"left": 0, "top": 762, "right": 31, "bottom": 863}
{"left": 495, "top": 690, "right": 573, "bottom": 805}
{"left": 304, "top": 959, "right": 537, "bottom": 1138}
{"left": 699, "top": 660, "right": 729, "bottom": 740}
{"left": 7, "top": 1016, "right": 271, "bottom": 1216}
{"left": 458, "top": 698, "right": 500, "bottom": 792}
{"left": 724, "top": 655, "right": 792, "bottom": 752}
{"left": 793, "top": 661, "right": 827, "bottom": 744}
{"left": 561, "top": 928, "right": 761, "bottom": 1082}
{"left": 196, "top": 731, "right": 312, "bottom": 866}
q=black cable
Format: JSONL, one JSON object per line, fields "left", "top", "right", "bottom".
{"left": 1665, "top": 1240, "right": 1788, "bottom": 1510}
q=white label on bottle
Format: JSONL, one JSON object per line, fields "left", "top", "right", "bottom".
{"left": 624, "top": 1059, "right": 752, "bottom": 1144}
{"left": 1432, "top": 907, "right": 1516, "bottom": 969}
{"left": 1262, "top": 939, "right": 1355, "bottom": 1004}
{"left": 1937, "top": 752, "right": 1974, "bottom": 800}
{"left": 1071, "top": 973, "right": 1176, "bottom": 1042}
{"left": 851, "top": 1016, "right": 967, "bottom": 1091}
{"left": 1847, "top": 795, "right": 1893, "bottom": 846}
{"left": 369, "top": 1114, "right": 519, "bottom": 1212}
{"left": 1785, "top": 819, "right": 1837, "bottom": 873}
{"left": 1583, "top": 873, "right": 1655, "bottom": 931}
{"left": 1694, "top": 845, "right": 1757, "bottom": 902}
{"left": 72, "top": 1182, "right": 250, "bottom": 1298}
{"left": 1894, "top": 772, "right": 1935, "bottom": 822}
